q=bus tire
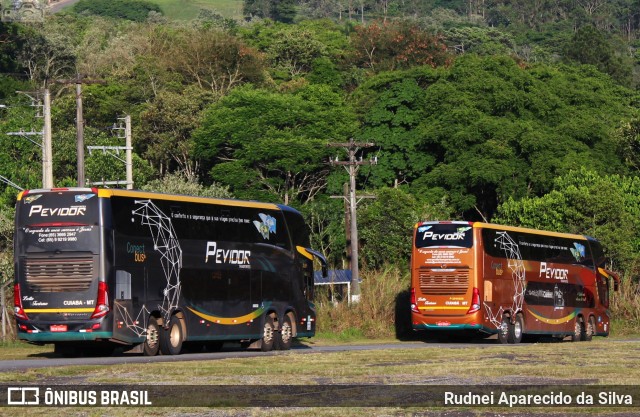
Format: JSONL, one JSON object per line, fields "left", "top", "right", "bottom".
{"left": 497, "top": 315, "right": 511, "bottom": 344}
{"left": 509, "top": 314, "right": 524, "bottom": 344}
{"left": 277, "top": 314, "right": 294, "bottom": 351}
{"left": 261, "top": 315, "right": 276, "bottom": 352}
{"left": 583, "top": 317, "right": 595, "bottom": 342}
{"left": 571, "top": 317, "right": 584, "bottom": 342}
{"left": 160, "top": 316, "right": 183, "bottom": 355}
{"left": 144, "top": 316, "right": 161, "bottom": 356}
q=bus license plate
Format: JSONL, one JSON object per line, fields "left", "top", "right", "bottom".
{"left": 50, "top": 325, "right": 67, "bottom": 332}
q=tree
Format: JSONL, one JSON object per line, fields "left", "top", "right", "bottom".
{"left": 563, "top": 25, "right": 633, "bottom": 87}
{"left": 243, "top": 0, "right": 297, "bottom": 23}
{"left": 139, "top": 86, "right": 215, "bottom": 177}
{"left": 493, "top": 168, "right": 640, "bottom": 274}
{"left": 359, "top": 187, "right": 452, "bottom": 269}
{"left": 17, "top": 23, "right": 76, "bottom": 86}
{"left": 73, "top": 0, "right": 163, "bottom": 22}
{"left": 141, "top": 171, "right": 232, "bottom": 199}
{"left": 267, "top": 28, "right": 328, "bottom": 78}
{"left": 348, "top": 20, "right": 451, "bottom": 72}
{"left": 164, "top": 27, "right": 265, "bottom": 95}
{"left": 193, "top": 84, "right": 358, "bottom": 204}
{"left": 355, "top": 54, "right": 636, "bottom": 219}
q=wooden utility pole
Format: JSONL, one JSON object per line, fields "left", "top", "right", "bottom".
{"left": 328, "top": 138, "right": 377, "bottom": 303}
{"left": 55, "top": 75, "right": 106, "bottom": 187}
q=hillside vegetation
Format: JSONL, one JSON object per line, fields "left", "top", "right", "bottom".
{"left": 1, "top": 0, "right": 640, "bottom": 331}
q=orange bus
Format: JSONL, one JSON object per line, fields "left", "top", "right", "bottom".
{"left": 410, "top": 221, "right": 619, "bottom": 343}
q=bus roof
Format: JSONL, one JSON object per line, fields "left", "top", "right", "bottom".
{"left": 18, "top": 187, "right": 281, "bottom": 211}
{"left": 416, "top": 220, "right": 587, "bottom": 241}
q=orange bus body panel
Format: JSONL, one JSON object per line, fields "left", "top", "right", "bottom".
{"left": 410, "top": 222, "right": 614, "bottom": 340}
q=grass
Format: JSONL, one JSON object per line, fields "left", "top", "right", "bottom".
{"left": 0, "top": 339, "right": 639, "bottom": 416}
{"left": 149, "top": 0, "right": 244, "bottom": 20}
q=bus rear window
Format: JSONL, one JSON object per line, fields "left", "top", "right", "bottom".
{"left": 17, "top": 190, "right": 99, "bottom": 227}
{"left": 415, "top": 223, "right": 473, "bottom": 248}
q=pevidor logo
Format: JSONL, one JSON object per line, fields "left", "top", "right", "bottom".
{"left": 422, "top": 230, "right": 468, "bottom": 241}
{"left": 539, "top": 262, "right": 569, "bottom": 281}
{"left": 28, "top": 205, "right": 86, "bottom": 217}
{"left": 205, "top": 241, "right": 251, "bottom": 266}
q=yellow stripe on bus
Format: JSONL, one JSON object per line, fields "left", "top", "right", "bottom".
{"left": 527, "top": 308, "right": 577, "bottom": 325}
{"left": 187, "top": 306, "right": 267, "bottom": 325}
{"left": 97, "top": 189, "right": 279, "bottom": 210}
{"left": 474, "top": 222, "right": 586, "bottom": 240}
{"left": 296, "top": 246, "right": 313, "bottom": 260}
{"left": 418, "top": 306, "right": 469, "bottom": 310}
{"left": 24, "top": 308, "right": 95, "bottom": 313}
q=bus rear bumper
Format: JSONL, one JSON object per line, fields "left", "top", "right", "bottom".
{"left": 412, "top": 323, "right": 490, "bottom": 332}
{"left": 18, "top": 331, "right": 112, "bottom": 343}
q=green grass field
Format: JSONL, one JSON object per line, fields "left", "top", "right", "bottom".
{"left": 0, "top": 338, "right": 639, "bottom": 416}
{"left": 149, "top": 0, "right": 244, "bottom": 20}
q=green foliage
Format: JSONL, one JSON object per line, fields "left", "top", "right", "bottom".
{"left": 243, "top": 0, "right": 296, "bottom": 23}
{"left": 193, "top": 84, "right": 358, "bottom": 204}
{"left": 139, "top": 86, "right": 215, "bottom": 176}
{"left": 358, "top": 188, "right": 452, "bottom": 269}
{"left": 494, "top": 168, "right": 640, "bottom": 274}
{"left": 444, "top": 26, "right": 516, "bottom": 55}
{"left": 0, "top": 206, "right": 14, "bottom": 287}
{"left": 356, "top": 54, "right": 637, "bottom": 219}
{"left": 73, "top": 0, "right": 163, "bottom": 22}
{"left": 563, "top": 25, "right": 633, "bottom": 87}
{"left": 141, "top": 171, "right": 233, "bottom": 198}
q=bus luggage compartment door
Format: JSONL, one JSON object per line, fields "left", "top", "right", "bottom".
{"left": 112, "top": 299, "right": 144, "bottom": 344}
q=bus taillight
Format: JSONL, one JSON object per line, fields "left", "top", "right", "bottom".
{"left": 13, "top": 284, "right": 28, "bottom": 320}
{"left": 90, "top": 281, "right": 110, "bottom": 319}
{"left": 467, "top": 287, "right": 480, "bottom": 314}
{"left": 410, "top": 287, "right": 419, "bottom": 313}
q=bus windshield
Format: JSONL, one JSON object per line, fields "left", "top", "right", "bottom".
{"left": 415, "top": 223, "right": 473, "bottom": 248}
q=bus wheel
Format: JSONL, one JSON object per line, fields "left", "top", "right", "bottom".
{"left": 583, "top": 317, "right": 595, "bottom": 342}
{"left": 144, "top": 316, "right": 161, "bottom": 356}
{"left": 261, "top": 315, "right": 276, "bottom": 352}
{"left": 160, "top": 316, "right": 183, "bottom": 355}
{"left": 497, "top": 315, "right": 511, "bottom": 344}
{"left": 509, "top": 314, "right": 524, "bottom": 344}
{"left": 277, "top": 314, "right": 294, "bottom": 351}
{"left": 571, "top": 318, "right": 584, "bottom": 342}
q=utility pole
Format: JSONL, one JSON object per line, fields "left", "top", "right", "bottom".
{"left": 55, "top": 75, "right": 106, "bottom": 187}
{"left": 328, "top": 138, "right": 377, "bottom": 303}
{"left": 87, "top": 115, "right": 133, "bottom": 189}
{"left": 43, "top": 88, "right": 53, "bottom": 188}
{"left": 124, "top": 115, "right": 133, "bottom": 190}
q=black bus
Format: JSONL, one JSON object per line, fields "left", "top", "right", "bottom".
{"left": 14, "top": 188, "right": 326, "bottom": 356}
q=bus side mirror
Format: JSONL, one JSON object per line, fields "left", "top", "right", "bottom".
{"left": 614, "top": 280, "right": 619, "bottom": 292}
